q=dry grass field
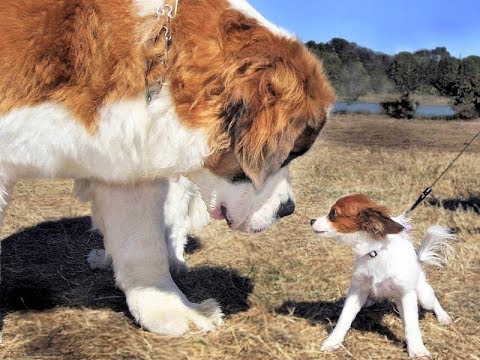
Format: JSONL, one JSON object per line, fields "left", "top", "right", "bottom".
{"left": 1, "top": 114, "right": 479, "bottom": 359}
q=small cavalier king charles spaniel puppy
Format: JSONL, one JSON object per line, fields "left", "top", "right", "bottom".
{"left": 311, "top": 194, "right": 454, "bottom": 359}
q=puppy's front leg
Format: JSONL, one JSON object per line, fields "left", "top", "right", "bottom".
{"left": 321, "top": 284, "right": 368, "bottom": 351}
{"left": 400, "top": 291, "right": 430, "bottom": 358}
{"left": 90, "top": 181, "right": 222, "bottom": 336}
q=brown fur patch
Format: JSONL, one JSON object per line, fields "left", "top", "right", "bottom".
{"left": 329, "top": 194, "right": 403, "bottom": 238}
{"left": 0, "top": 0, "right": 146, "bottom": 131}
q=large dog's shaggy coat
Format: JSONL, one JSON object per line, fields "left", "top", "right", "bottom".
{"left": 0, "top": 0, "right": 335, "bottom": 335}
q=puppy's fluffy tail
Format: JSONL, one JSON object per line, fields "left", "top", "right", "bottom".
{"left": 417, "top": 225, "right": 455, "bottom": 267}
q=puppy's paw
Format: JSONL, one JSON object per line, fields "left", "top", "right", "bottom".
{"left": 436, "top": 311, "right": 452, "bottom": 325}
{"left": 127, "top": 287, "right": 223, "bottom": 336}
{"left": 320, "top": 337, "right": 343, "bottom": 352}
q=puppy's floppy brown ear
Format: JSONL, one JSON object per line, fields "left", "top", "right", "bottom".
{"left": 357, "top": 209, "right": 404, "bottom": 239}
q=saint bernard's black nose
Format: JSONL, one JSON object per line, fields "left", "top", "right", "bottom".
{"left": 276, "top": 198, "right": 295, "bottom": 219}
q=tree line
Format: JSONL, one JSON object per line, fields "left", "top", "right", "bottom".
{"left": 306, "top": 38, "right": 480, "bottom": 118}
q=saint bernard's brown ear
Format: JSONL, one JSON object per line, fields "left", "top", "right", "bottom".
{"left": 217, "top": 9, "right": 334, "bottom": 188}
{"left": 222, "top": 99, "right": 303, "bottom": 189}
{"left": 217, "top": 10, "right": 302, "bottom": 188}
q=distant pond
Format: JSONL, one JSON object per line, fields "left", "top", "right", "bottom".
{"left": 334, "top": 101, "right": 455, "bottom": 117}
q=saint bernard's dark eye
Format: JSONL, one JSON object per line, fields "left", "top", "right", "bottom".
{"left": 281, "top": 147, "right": 310, "bottom": 168}
{"left": 281, "top": 125, "right": 321, "bottom": 168}
{"left": 232, "top": 171, "right": 251, "bottom": 183}
{"left": 328, "top": 208, "right": 338, "bottom": 221}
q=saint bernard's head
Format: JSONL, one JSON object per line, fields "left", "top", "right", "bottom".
{"left": 157, "top": 0, "right": 335, "bottom": 232}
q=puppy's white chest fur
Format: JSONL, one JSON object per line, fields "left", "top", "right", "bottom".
{"left": 352, "top": 234, "right": 421, "bottom": 300}
{"left": 369, "top": 277, "right": 398, "bottom": 300}
{"left": 354, "top": 262, "right": 399, "bottom": 300}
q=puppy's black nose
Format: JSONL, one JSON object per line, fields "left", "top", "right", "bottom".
{"left": 310, "top": 219, "right": 316, "bottom": 226}
{"left": 276, "top": 198, "right": 295, "bottom": 219}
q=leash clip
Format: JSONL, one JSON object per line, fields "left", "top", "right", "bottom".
{"left": 407, "top": 187, "right": 433, "bottom": 215}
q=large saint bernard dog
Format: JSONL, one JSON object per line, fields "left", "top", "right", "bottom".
{"left": 0, "top": 0, "right": 335, "bottom": 335}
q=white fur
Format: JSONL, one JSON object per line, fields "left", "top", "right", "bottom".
{"left": 0, "top": 89, "right": 209, "bottom": 182}
{"left": 164, "top": 176, "right": 210, "bottom": 267}
{"left": 84, "top": 181, "right": 222, "bottom": 335}
{"left": 189, "top": 166, "right": 293, "bottom": 233}
{"left": 417, "top": 225, "right": 455, "bottom": 267}
{"left": 83, "top": 176, "right": 210, "bottom": 270}
{"left": 312, "top": 216, "right": 454, "bottom": 358}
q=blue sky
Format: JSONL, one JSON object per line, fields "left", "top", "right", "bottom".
{"left": 249, "top": 0, "right": 480, "bottom": 57}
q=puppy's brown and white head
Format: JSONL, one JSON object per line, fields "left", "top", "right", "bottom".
{"left": 163, "top": 0, "right": 335, "bottom": 232}
{"left": 311, "top": 195, "right": 404, "bottom": 242}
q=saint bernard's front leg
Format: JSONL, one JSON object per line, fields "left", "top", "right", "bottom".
{"left": 89, "top": 181, "right": 223, "bottom": 336}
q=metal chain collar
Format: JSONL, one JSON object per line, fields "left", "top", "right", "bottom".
{"left": 146, "top": 0, "right": 179, "bottom": 103}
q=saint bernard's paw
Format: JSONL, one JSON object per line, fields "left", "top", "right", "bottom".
{"left": 126, "top": 287, "right": 223, "bottom": 336}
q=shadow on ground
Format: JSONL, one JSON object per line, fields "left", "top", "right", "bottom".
{"left": 428, "top": 195, "right": 480, "bottom": 214}
{"left": 276, "top": 299, "right": 414, "bottom": 345}
{"left": 428, "top": 195, "right": 480, "bottom": 234}
{"left": 0, "top": 217, "right": 253, "bottom": 330}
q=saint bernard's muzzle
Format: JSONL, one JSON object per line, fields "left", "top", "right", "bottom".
{"left": 190, "top": 166, "right": 294, "bottom": 233}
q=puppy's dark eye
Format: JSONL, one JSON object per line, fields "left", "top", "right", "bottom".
{"left": 232, "top": 171, "right": 251, "bottom": 183}
{"left": 328, "top": 208, "right": 338, "bottom": 221}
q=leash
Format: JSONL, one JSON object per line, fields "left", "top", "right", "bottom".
{"left": 405, "top": 127, "right": 480, "bottom": 215}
